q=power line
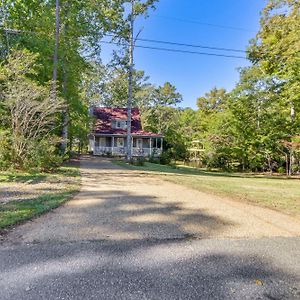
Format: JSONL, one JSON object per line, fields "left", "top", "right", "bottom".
{"left": 104, "top": 34, "right": 246, "bottom": 53}
{"left": 1, "top": 27, "right": 247, "bottom": 54}
{"left": 0, "top": 27, "right": 247, "bottom": 59}
{"left": 137, "top": 37, "right": 246, "bottom": 53}
{"left": 154, "top": 15, "right": 254, "bottom": 32}
{"left": 99, "top": 40, "right": 247, "bottom": 59}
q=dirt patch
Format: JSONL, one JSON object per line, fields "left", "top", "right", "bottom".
{"left": 0, "top": 160, "right": 79, "bottom": 205}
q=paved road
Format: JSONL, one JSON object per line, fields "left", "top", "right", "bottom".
{"left": 1, "top": 156, "right": 300, "bottom": 299}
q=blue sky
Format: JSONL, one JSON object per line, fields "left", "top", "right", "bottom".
{"left": 101, "top": 0, "right": 267, "bottom": 109}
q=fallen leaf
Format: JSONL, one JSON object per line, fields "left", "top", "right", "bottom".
{"left": 255, "top": 279, "right": 263, "bottom": 286}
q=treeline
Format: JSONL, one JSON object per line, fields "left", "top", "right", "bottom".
{"left": 179, "top": 0, "right": 300, "bottom": 174}
{"left": 0, "top": 0, "right": 299, "bottom": 174}
{"left": 0, "top": 0, "right": 157, "bottom": 170}
{"left": 96, "top": 0, "right": 299, "bottom": 174}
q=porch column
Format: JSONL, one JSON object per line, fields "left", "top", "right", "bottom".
{"left": 93, "top": 135, "right": 96, "bottom": 154}
{"left": 149, "top": 138, "right": 152, "bottom": 156}
{"left": 160, "top": 138, "right": 163, "bottom": 152}
{"left": 112, "top": 136, "right": 114, "bottom": 155}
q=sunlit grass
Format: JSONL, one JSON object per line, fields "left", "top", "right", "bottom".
{"left": 114, "top": 160, "right": 300, "bottom": 216}
{"left": 0, "top": 190, "right": 78, "bottom": 228}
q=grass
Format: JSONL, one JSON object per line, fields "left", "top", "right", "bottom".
{"left": 0, "top": 166, "right": 80, "bottom": 183}
{"left": 0, "top": 164, "right": 80, "bottom": 230}
{"left": 0, "top": 191, "right": 77, "bottom": 229}
{"left": 114, "top": 160, "right": 300, "bottom": 216}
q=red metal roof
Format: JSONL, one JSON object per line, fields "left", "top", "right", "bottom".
{"left": 92, "top": 107, "right": 162, "bottom": 137}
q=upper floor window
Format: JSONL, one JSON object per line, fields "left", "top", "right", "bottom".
{"left": 112, "top": 119, "right": 127, "bottom": 129}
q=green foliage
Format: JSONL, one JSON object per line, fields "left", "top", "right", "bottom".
{"left": 224, "top": 0, "right": 300, "bottom": 172}
{"left": 23, "top": 140, "right": 64, "bottom": 172}
{"left": 148, "top": 155, "right": 160, "bottom": 164}
{"left": 177, "top": 0, "right": 300, "bottom": 174}
{"left": 2, "top": 0, "right": 297, "bottom": 175}
{"left": 277, "top": 166, "right": 286, "bottom": 174}
{"left": 1, "top": 0, "right": 157, "bottom": 170}
{"left": 0, "top": 131, "right": 12, "bottom": 170}
{"left": 130, "top": 156, "right": 145, "bottom": 166}
{"left": 0, "top": 49, "right": 64, "bottom": 171}
{"left": 0, "top": 191, "right": 73, "bottom": 229}
{"left": 159, "top": 150, "right": 172, "bottom": 165}
{"left": 1, "top": 0, "right": 136, "bottom": 156}
{"left": 99, "top": 68, "right": 152, "bottom": 108}
{"left": 197, "top": 87, "right": 227, "bottom": 112}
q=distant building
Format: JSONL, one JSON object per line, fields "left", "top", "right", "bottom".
{"left": 89, "top": 107, "right": 163, "bottom": 157}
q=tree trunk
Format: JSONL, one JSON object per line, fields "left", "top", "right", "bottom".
{"left": 126, "top": 0, "right": 134, "bottom": 161}
{"left": 2, "top": 0, "right": 10, "bottom": 53}
{"left": 290, "top": 101, "right": 295, "bottom": 122}
{"left": 60, "top": 5, "right": 69, "bottom": 154}
{"left": 60, "top": 54, "right": 69, "bottom": 153}
{"left": 285, "top": 153, "right": 289, "bottom": 176}
{"left": 289, "top": 101, "right": 295, "bottom": 175}
{"left": 289, "top": 149, "right": 293, "bottom": 176}
{"left": 61, "top": 109, "right": 69, "bottom": 153}
{"left": 52, "top": 0, "right": 60, "bottom": 98}
{"left": 267, "top": 156, "right": 272, "bottom": 175}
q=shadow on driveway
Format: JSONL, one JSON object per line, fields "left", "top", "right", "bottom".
{"left": 1, "top": 237, "right": 300, "bottom": 299}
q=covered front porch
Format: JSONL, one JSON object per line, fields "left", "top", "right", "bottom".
{"left": 91, "top": 135, "right": 163, "bottom": 157}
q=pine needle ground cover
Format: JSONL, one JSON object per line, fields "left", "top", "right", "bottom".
{"left": 114, "top": 161, "right": 300, "bottom": 216}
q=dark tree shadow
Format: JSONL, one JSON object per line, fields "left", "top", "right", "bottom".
{"left": 0, "top": 239, "right": 299, "bottom": 299}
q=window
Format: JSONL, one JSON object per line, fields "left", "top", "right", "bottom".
{"left": 113, "top": 119, "right": 127, "bottom": 129}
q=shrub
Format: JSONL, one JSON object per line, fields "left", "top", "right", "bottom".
{"left": 105, "top": 151, "right": 112, "bottom": 157}
{"left": 159, "top": 150, "right": 172, "bottom": 165}
{"left": 135, "top": 156, "right": 145, "bottom": 166}
{"left": 277, "top": 166, "right": 286, "bottom": 174}
{"left": 149, "top": 154, "right": 160, "bottom": 164}
{"left": 23, "top": 139, "right": 63, "bottom": 172}
{"left": 130, "top": 156, "right": 145, "bottom": 166}
{"left": 0, "top": 49, "right": 64, "bottom": 172}
{"left": 0, "top": 131, "right": 12, "bottom": 170}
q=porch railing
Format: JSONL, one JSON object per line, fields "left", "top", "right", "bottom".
{"left": 94, "top": 146, "right": 162, "bottom": 157}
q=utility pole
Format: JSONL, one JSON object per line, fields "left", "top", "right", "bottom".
{"left": 126, "top": 0, "right": 134, "bottom": 161}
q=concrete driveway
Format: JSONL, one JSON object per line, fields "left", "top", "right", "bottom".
{"left": 1, "top": 156, "right": 300, "bottom": 299}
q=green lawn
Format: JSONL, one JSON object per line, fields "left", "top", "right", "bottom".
{"left": 114, "top": 160, "right": 300, "bottom": 216}
{"left": 0, "top": 164, "right": 80, "bottom": 230}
